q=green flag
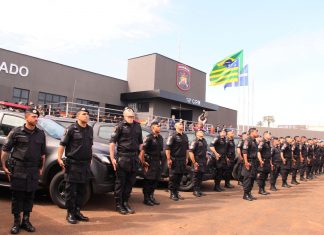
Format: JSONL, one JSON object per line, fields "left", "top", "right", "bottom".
{"left": 209, "top": 50, "right": 243, "bottom": 86}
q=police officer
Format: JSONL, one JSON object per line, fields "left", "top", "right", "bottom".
{"left": 1, "top": 108, "right": 46, "bottom": 234}
{"left": 210, "top": 128, "right": 227, "bottom": 192}
{"left": 306, "top": 139, "right": 314, "bottom": 180}
{"left": 269, "top": 137, "right": 282, "bottom": 191}
{"left": 313, "top": 139, "right": 321, "bottom": 176}
{"left": 233, "top": 132, "right": 247, "bottom": 186}
{"left": 140, "top": 120, "right": 163, "bottom": 206}
{"left": 58, "top": 107, "right": 93, "bottom": 224}
{"left": 299, "top": 136, "right": 308, "bottom": 181}
{"left": 109, "top": 107, "right": 143, "bottom": 214}
{"left": 241, "top": 128, "right": 259, "bottom": 201}
{"left": 257, "top": 131, "right": 272, "bottom": 195}
{"left": 224, "top": 128, "right": 236, "bottom": 188}
{"left": 189, "top": 130, "right": 208, "bottom": 197}
{"left": 166, "top": 121, "right": 189, "bottom": 201}
{"left": 291, "top": 136, "right": 301, "bottom": 185}
{"left": 280, "top": 136, "right": 293, "bottom": 188}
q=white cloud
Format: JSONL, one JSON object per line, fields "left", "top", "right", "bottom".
{"left": 0, "top": 0, "right": 170, "bottom": 55}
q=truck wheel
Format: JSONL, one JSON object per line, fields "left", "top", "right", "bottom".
{"left": 49, "top": 171, "right": 91, "bottom": 208}
{"left": 179, "top": 166, "right": 194, "bottom": 191}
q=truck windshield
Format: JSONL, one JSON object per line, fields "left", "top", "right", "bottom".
{"left": 37, "top": 118, "right": 65, "bottom": 140}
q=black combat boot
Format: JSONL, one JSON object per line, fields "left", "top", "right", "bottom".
{"left": 282, "top": 181, "right": 291, "bottom": 188}
{"left": 213, "top": 184, "right": 224, "bottom": 192}
{"left": 225, "top": 181, "right": 234, "bottom": 188}
{"left": 66, "top": 212, "right": 78, "bottom": 224}
{"left": 123, "top": 201, "right": 135, "bottom": 214}
{"left": 258, "top": 187, "right": 267, "bottom": 195}
{"left": 176, "top": 192, "right": 184, "bottom": 200}
{"left": 10, "top": 214, "right": 21, "bottom": 234}
{"left": 143, "top": 193, "right": 154, "bottom": 206}
{"left": 243, "top": 193, "right": 253, "bottom": 201}
{"left": 270, "top": 184, "right": 277, "bottom": 191}
{"left": 75, "top": 208, "right": 89, "bottom": 222}
{"left": 170, "top": 191, "right": 179, "bottom": 201}
{"left": 149, "top": 192, "right": 160, "bottom": 205}
{"left": 115, "top": 201, "right": 128, "bottom": 215}
{"left": 263, "top": 187, "right": 270, "bottom": 195}
{"left": 193, "top": 191, "right": 201, "bottom": 197}
{"left": 199, "top": 191, "right": 206, "bottom": 196}
{"left": 248, "top": 192, "right": 257, "bottom": 200}
{"left": 20, "top": 213, "right": 36, "bottom": 232}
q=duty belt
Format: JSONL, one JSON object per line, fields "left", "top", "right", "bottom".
{"left": 13, "top": 159, "right": 39, "bottom": 167}
{"left": 67, "top": 158, "right": 91, "bottom": 164}
{"left": 118, "top": 152, "right": 138, "bottom": 157}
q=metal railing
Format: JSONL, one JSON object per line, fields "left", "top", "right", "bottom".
{"left": 38, "top": 102, "right": 217, "bottom": 133}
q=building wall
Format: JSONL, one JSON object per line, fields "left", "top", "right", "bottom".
{"left": 127, "top": 54, "right": 156, "bottom": 92}
{"left": 207, "top": 106, "right": 238, "bottom": 128}
{"left": 154, "top": 54, "right": 206, "bottom": 101}
{"left": 0, "top": 49, "right": 128, "bottom": 107}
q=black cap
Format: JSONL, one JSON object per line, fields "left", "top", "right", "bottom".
{"left": 25, "top": 108, "right": 40, "bottom": 117}
{"left": 225, "top": 128, "right": 234, "bottom": 133}
{"left": 77, "top": 107, "right": 89, "bottom": 114}
{"left": 150, "top": 120, "right": 161, "bottom": 127}
{"left": 218, "top": 128, "right": 226, "bottom": 133}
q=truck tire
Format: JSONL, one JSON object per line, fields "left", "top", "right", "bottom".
{"left": 179, "top": 166, "right": 194, "bottom": 191}
{"left": 49, "top": 171, "right": 91, "bottom": 208}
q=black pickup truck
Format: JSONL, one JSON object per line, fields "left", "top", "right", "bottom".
{"left": 0, "top": 110, "right": 115, "bottom": 208}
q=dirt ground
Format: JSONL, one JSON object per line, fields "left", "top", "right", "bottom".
{"left": 1, "top": 175, "right": 324, "bottom": 235}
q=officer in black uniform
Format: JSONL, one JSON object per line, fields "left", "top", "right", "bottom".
{"left": 241, "top": 128, "right": 259, "bottom": 201}
{"left": 109, "top": 107, "right": 143, "bottom": 214}
{"left": 233, "top": 132, "right": 247, "bottom": 185}
{"left": 319, "top": 141, "right": 324, "bottom": 174}
{"left": 291, "top": 136, "right": 301, "bottom": 185}
{"left": 299, "top": 136, "right": 308, "bottom": 181}
{"left": 306, "top": 139, "right": 314, "bottom": 180}
{"left": 280, "top": 136, "right": 293, "bottom": 188}
{"left": 1, "top": 108, "right": 46, "bottom": 234}
{"left": 140, "top": 120, "right": 163, "bottom": 206}
{"left": 189, "top": 130, "right": 208, "bottom": 197}
{"left": 224, "top": 128, "right": 236, "bottom": 188}
{"left": 313, "top": 139, "right": 321, "bottom": 175}
{"left": 210, "top": 128, "right": 227, "bottom": 192}
{"left": 257, "top": 131, "right": 272, "bottom": 195}
{"left": 166, "top": 121, "right": 189, "bottom": 201}
{"left": 58, "top": 107, "right": 93, "bottom": 224}
{"left": 269, "top": 137, "right": 282, "bottom": 191}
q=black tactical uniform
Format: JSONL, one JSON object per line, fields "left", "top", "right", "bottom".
{"left": 313, "top": 144, "right": 321, "bottom": 175}
{"left": 166, "top": 131, "right": 189, "bottom": 200}
{"left": 189, "top": 137, "right": 208, "bottom": 196}
{"left": 232, "top": 138, "right": 244, "bottom": 184}
{"left": 2, "top": 110, "right": 46, "bottom": 233}
{"left": 257, "top": 139, "right": 271, "bottom": 195}
{"left": 280, "top": 142, "right": 293, "bottom": 187}
{"left": 306, "top": 144, "right": 314, "bottom": 179}
{"left": 299, "top": 143, "right": 308, "bottom": 180}
{"left": 291, "top": 143, "right": 301, "bottom": 184}
{"left": 270, "top": 144, "right": 282, "bottom": 191}
{"left": 210, "top": 136, "right": 227, "bottom": 191}
{"left": 319, "top": 145, "right": 324, "bottom": 174}
{"left": 142, "top": 132, "right": 163, "bottom": 205}
{"left": 224, "top": 137, "right": 236, "bottom": 188}
{"left": 60, "top": 120, "right": 93, "bottom": 221}
{"left": 110, "top": 120, "right": 143, "bottom": 213}
{"left": 241, "top": 136, "right": 258, "bottom": 200}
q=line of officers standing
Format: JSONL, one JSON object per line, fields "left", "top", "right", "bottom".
{"left": 2, "top": 107, "right": 324, "bottom": 234}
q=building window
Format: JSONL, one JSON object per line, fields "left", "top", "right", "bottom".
{"left": 12, "top": 88, "right": 29, "bottom": 104}
{"left": 137, "top": 102, "right": 149, "bottom": 112}
{"left": 38, "top": 92, "right": 67, "bottom": 105}
{"left": 75, "top": 98, "right": 99, "bottom": 108}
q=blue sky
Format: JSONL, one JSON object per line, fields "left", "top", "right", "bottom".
{"left": 1, "top": 0, "right": 323, "bottom": 126}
